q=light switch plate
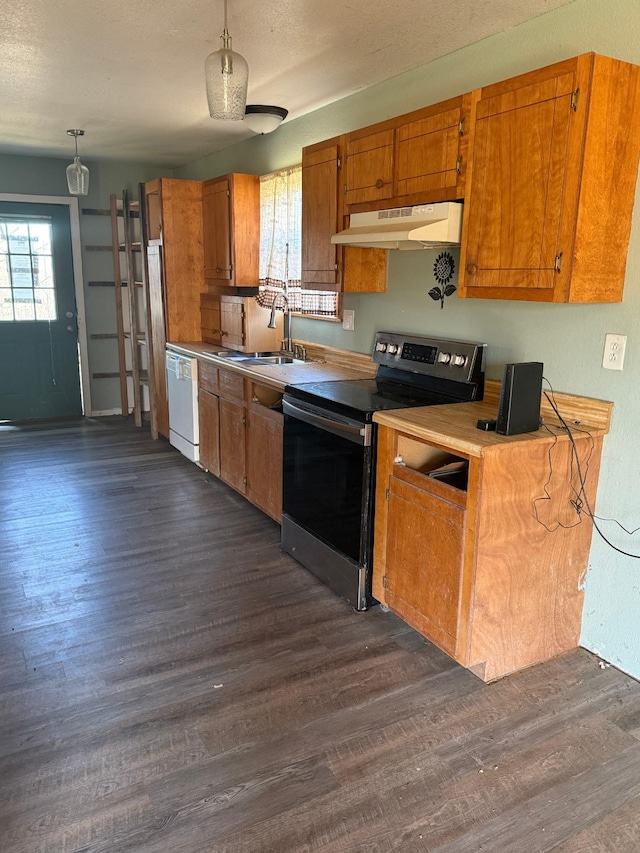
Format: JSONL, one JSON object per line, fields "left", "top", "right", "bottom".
{"left": 602, "top": 333, "right": 627, "bottom": 370}
{"left": 342, "top": 309, "right": 355, "bottom": 331}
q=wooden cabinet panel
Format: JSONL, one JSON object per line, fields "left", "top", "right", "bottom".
{"left": 344, "top": 129, "right": 394, "bottom": 206}
{"left": 218, "top": 367, "right": 244, "bottom": 401}
{"left": 202, "top": 173, "right": 260, "bottom": 288}
{"left": 459, "top": 53, "right": 640, "bottom": 302}
{"left": 385, "top": 470, "right": 465, "bottom": 657}
{"left": 394, "top": 97, "right": 471, "bottom": 202}
{"left": 247, "top": 403, "right": 283, "bottom": 522}
{"left": 203, "top": 177, "right": 232, "bottom": 285}
{"left": 219, "top": 397, "right": 246, "bottom": 493}
{"left": 198, "top": 359, "right": 219, "bottom": 394}
{"left": 301, "top": 137, "right": 387, "bottom": 294}
{"left": 301, "top": 142, "right": 341, "bottom": 288}
{"left": 220, "top": 300, "right": 244, "bottom": 349}
{"left": 198, "top": 388, "right": 220, "bottom": 476}
{"left": 201, "top": 294, "right": 222, "bottom": 347}
{"left": 143, "top": 178, "right": 204, "bottom": 439}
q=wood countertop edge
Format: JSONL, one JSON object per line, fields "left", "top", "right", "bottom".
{"left": 374, "top": 398, "right": 610, "bottom": 458}
{"left": 166, "top": 340, "right": 376, "bottom": 392}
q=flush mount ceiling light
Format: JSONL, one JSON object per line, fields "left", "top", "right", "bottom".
{"left": 66, "top": 129, "right": 89, "bottom": 196}
{"left": 205, "top": 0, "right": 248, "bottom": 120}
{"left": 243, "top": 105, "right": 288, "bottom": 134}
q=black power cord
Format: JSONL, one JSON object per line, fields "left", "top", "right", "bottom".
{"left": 535, "top": 379, "right": 640, "bottom": 559}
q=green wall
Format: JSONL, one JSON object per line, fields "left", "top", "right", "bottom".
{"left": 176, "top": 0, "right": 640, "bottom": 678}
{"left": 0, "top": 154, "right": 172, "bottom": 412}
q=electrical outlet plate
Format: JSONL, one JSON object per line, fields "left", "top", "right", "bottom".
{"left": 602, "top": 333, "right": 627, "bottom": 371}
{"left": 342, "top": 309, "right": 355, "bottom": 331}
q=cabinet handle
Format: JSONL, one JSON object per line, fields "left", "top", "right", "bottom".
{"left": 242, "top": 415, "right": 246, "bottom": 425}
{"left": 466, "top": 263, "right": 478, "bottom": 275}
{"left": 375, "top": 179, "right": 384, "bottom": 189}
{"left": 456, "top": 157, "right": 462, "bottom": 175}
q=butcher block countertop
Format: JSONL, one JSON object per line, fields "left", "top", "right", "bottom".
{"left": 167, "top": 340, "right": 377, "bottom": 391}
{"left": 373, "top": 379, "right": 613, "bottom": 456}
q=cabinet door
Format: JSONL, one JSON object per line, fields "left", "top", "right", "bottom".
{"left": 219, "top": 397, "right": 246, "bottom": 493}
{"left": 201, "top": 294, "right": 222, "bottom": 347}
{"left": 203, "top": 178, "right": 232, "bottom": 285}
{"left": 460, "top": 70, "right": 577, "bottom": 298}
{"left": 247, "top": 406, "right": 283, "bottom": 521}
{"left": 395, "top": 102, "right": 464, "bottom": 200}
{"left": 198, "top": 388, "right": 220, "bottom": 476}
{"left": 301, "top": 142, "right": 341, "bottom": 289}
{"left": 385, "top": 472, "right": 465, "bottom": 657}
{"left": 220, "top": 300, "right": 245, "bottom": 349}
{"left": 344, "top": 129, "right": 394, "bottom": 207}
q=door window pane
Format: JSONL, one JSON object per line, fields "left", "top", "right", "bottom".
{"left": 0, "top": 218, "right": 57, "bottom": 321}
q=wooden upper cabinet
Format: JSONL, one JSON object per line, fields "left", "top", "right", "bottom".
{"left": 203, "top": 177, "right": 232, "bottom": 285}
{"left": 302, "top": 141, "right": 341, "bottom": 288}
{"left": 301, "top": 136, "right": 387, "bottom": 294}
{"left": 344, "top": 128, "right": 394, "bottom": 207}
{"left": 202, "top": 173, "right": 260, "bottom": 288}
{"left": 459, "top": 53, "right": 640, "bottom": 303}
{"left": 143, "top": 177, "right": 204, "bottom": 439}
{"left": 395, "top": 94, "right": 473, "bottom": 203}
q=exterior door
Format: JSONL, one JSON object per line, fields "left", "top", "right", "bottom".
{"left": 0, "top": 202, "right": 82, "bottom": 420}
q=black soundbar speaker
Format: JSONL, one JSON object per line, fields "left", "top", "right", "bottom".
{"left": 496, "top": 362, "right": 544, "bottom": 436}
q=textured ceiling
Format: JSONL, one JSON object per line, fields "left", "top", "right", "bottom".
{"left": 0, "top": 0, "right": 578, "bottom": 168}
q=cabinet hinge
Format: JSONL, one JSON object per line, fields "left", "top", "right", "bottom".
{"left": 554, "top": 252, "right": 563, "bottom": 274}
{"left": 382, "top": 575, "right": 387, "bottom": 588}
{"left": 386, "top": 488, "right": 390, "bottom": 501}
{"left": 570, "top": 89, "right": 580, "bottom": 112}
{"left": 337, "top": 157, "right": 341, "bottom": 169}
{"left": 456, "top": 157, "right": 462, "bottom": 175}
{"left": 458, "top": 117, "right": 465, "bottom": 136}
{"left": 226, "top": 189, "right": 231, "bottom": 197}
{"left": 243, "top": 476, "right": 248, "bottom": 485}
{"left": 343, "top": 183, "right": 347, "bottom": 195}
{"left": 335, "top": 262, "right": 339, "bottom": 271}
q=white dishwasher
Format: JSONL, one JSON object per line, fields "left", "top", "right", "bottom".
{"left": 166, "top": 350, "right": 199, "bottom": 463}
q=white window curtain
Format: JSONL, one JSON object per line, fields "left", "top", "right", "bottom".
{"left": 257, "top": 166, "right": 338, "bottom": 318}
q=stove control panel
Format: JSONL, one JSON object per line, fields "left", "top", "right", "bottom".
{"left": 373, "top": 331, "right": 486, "bottom": 384}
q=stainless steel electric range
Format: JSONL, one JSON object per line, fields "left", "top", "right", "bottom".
{"left": 281, "top": 331, "right": 486, "bottom": 610}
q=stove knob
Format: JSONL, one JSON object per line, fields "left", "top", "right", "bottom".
{"left": 376, "top": 341, "right": 387, "bottom": 352}
{"left": 452, "top": 354, "right": 467, "bottom": 367}
{"left": 438, "top": 352, "right": 451, "bottom": 364}
{"left": 387, "top": 344, "right": 399, "bottom": 355}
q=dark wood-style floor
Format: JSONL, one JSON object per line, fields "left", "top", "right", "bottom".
{"left": 2, "top": 417, "right": 640, "bottom": 853}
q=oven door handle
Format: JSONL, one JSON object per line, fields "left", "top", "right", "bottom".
{"left": 283, "top": 398, "right": 371, "bottom": 446}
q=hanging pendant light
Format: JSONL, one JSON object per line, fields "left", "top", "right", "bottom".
{"left": 205, "top": 0, "right": 248, "bottom": 120}
{"left": 66, "top": 129, "right": 89, "bottom": 196}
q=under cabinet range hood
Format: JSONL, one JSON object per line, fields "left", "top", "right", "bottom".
{"left": 331, "top": 202, "right": 463, "bottom": 250}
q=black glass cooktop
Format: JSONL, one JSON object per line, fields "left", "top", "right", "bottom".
{"left": 284, "top": 376, "right": 466, "bottom": 421}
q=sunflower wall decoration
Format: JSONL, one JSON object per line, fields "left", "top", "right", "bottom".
{"left": 429, "top": 251, "right": 456, "bottom": 309}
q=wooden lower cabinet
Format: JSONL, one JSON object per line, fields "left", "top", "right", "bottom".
{"left": 373, "top": 407, "right": 608, "bottom": 682}
{"left": 198, "top": 388, "right": 220, "bottom": 477}
{"left": 219, "top": 397, "right": 247, "bottom": 493}
{"left": 197, "top": 360, "right": 283, "bottom": 520}
{"left": 246, "top": 393, "right": 283, "bottom": 522}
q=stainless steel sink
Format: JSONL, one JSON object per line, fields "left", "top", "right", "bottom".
{"left": 253, "top": 355, "right": 302, "bottom": 365}
{"left": 202, "top": 350, "right": 250, "bottom": 359}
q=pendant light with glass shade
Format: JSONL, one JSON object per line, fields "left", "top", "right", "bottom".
{"left": 205, "top": 0, "right": 249, "bottom": 120}
{"left": 66, "top": 129, "right": 90, "bottom": 196}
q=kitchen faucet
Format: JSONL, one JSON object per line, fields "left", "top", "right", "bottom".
{"left": 267, "top": 292, "right": 292, "bottom": 353}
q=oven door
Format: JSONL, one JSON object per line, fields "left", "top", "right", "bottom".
{"left": 281, "top": 396, "right": 375, "bottom": 609}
